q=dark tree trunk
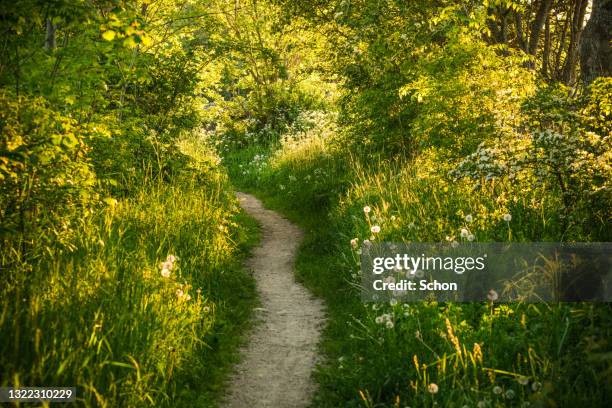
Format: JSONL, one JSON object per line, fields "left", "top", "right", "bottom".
{"left": 580, "top": 0, "right": 612, "bottom": 84}
{"left": 515, "top": 12, "right": 527, "bottom": 52}
{"left": 542, "top": 12, "right": 551, "bottom": 77}
{"left": 528, "top": 0, "right": 553, "bottom": 55}
{"left": 45, "top": 19, "right": 56, "bottom": 50}
{"left": 561, "top": 0, "right": 588, "bottom": 84}
{"left": 553, "top": 12, "right": 570, "bottom": 80}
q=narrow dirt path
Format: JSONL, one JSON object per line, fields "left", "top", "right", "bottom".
{"left": 224, "top": 192, "right": 325, "bottom": 408}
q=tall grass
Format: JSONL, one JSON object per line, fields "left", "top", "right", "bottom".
{"left": 221, "top": 113, "right": 612, "bottom": 407}
{"left": 0, "top": 144, "right": 259, "bottom": 407}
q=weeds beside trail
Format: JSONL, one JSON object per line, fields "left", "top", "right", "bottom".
{"left": 1, "top": 142, "right": 260, "bottom": 407}
{"left": 221, "top": 107, "right": 612, "bottom": 407}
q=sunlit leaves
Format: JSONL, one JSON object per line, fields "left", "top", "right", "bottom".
{"left": 102, "top": 30, "right": 117, "bottom": 41}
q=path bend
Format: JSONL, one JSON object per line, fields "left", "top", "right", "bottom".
{"left": 223, "top": 192, "right": 325, "bottom": 408}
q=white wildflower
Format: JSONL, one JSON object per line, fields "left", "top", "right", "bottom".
{"left": 487, "top": 289, "right": 499, "bottom": 302}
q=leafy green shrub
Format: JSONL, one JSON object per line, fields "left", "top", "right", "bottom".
{"left": 0, "top": 91, "right": 97, "bottom": 249}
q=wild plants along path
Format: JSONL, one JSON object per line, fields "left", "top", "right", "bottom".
{"left": 224, "top": 192, "right": 326, "bottom": 408}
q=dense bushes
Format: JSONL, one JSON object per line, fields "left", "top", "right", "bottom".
{"left": 0, "top": 1, "right": 259, "bottom": 406}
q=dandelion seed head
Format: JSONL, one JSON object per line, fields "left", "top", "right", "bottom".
{"left": 161, "top": 269, "right": 170, "bottom": 278}
{"left": 371, "top": 225, "right": 381, "bottom": 234}
{"left": 460, "top": 228, "right": 469, "bottom": 237}
{"left": 487, "top": 289, "right": 499, "bottom": 302}
{"left": 493, "top": 385, "right": 503, "bottom": 395}
{"left": 465, "top": 214, "right": 473, "bottom": 222}
{"left": 503, "top": 213, "right": 512, "bottom": 222}
{"left": 467, "top": 234, "right": 475, "bottom": 241}
{"left": 427, "top": 383, "right": 439, "bottom": 394}
{"left": 383, "top": 276, "right": 396, "bottom": 284}
{"left": 363, "top": 206, "right": 371, "bottom": 214}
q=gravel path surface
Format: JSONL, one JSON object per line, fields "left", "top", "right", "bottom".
{"left": 223, "top": 192, "right": 325, "bottom": 408}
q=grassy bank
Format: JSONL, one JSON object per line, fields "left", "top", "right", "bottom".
{"left": 221, "top": 111, "right": 612, "bottom": 407}
{"left": 1, "top": 147, "right": 260, "bottom": 407}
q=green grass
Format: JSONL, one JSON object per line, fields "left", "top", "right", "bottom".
{"left": 171, "top": 210, "right": 261, "bottom": 407}
{"left": 1, "top": 151, "right": 261, "bottom": 407}
{"left": 221, "top": 119, "right": 612, "bottom": 407}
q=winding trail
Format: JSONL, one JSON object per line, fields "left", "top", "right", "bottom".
{"left": 224, "top": 192, "right": 326, "bottom": 408}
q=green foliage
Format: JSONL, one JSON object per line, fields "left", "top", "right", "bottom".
{"left": 1, "top": 164, "right": 258, "bottom": 406}
{"left": 0, "top": 91, "right": 97, "bottom": 247}
{"left": 217, "top": 2, "right": 611, "bottom": 406}
{"left": 1, "top": 0, "right": 260, "bottom": 406}
{"left": 2, "top": 0, "right": 610, "bottom": 406}
{"left": 453, "top": 80, "right": 611, "bottom": 240}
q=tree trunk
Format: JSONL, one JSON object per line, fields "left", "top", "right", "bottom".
{"left": 515, "top": 12, "right": 527, "bottom": 52}
{"left": 580, "top": 0, "right": 612, "bottom": 84}
{"left": 45, "top": 19, "right": 56, "bottom": 50}
{"left": 561, "top": 0, "right": 588, "bottom": 84}
{"left": 500, "top": 11, "right": 509, "bottom": 43}
{"left": 528, "top": 0, "right": 553, "bottom": 55}
{"left": 553, "top": 12, "right": 570, "bottom": 80}
{"left": 542, "top": 12, "right": 551, "bottom": 77}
